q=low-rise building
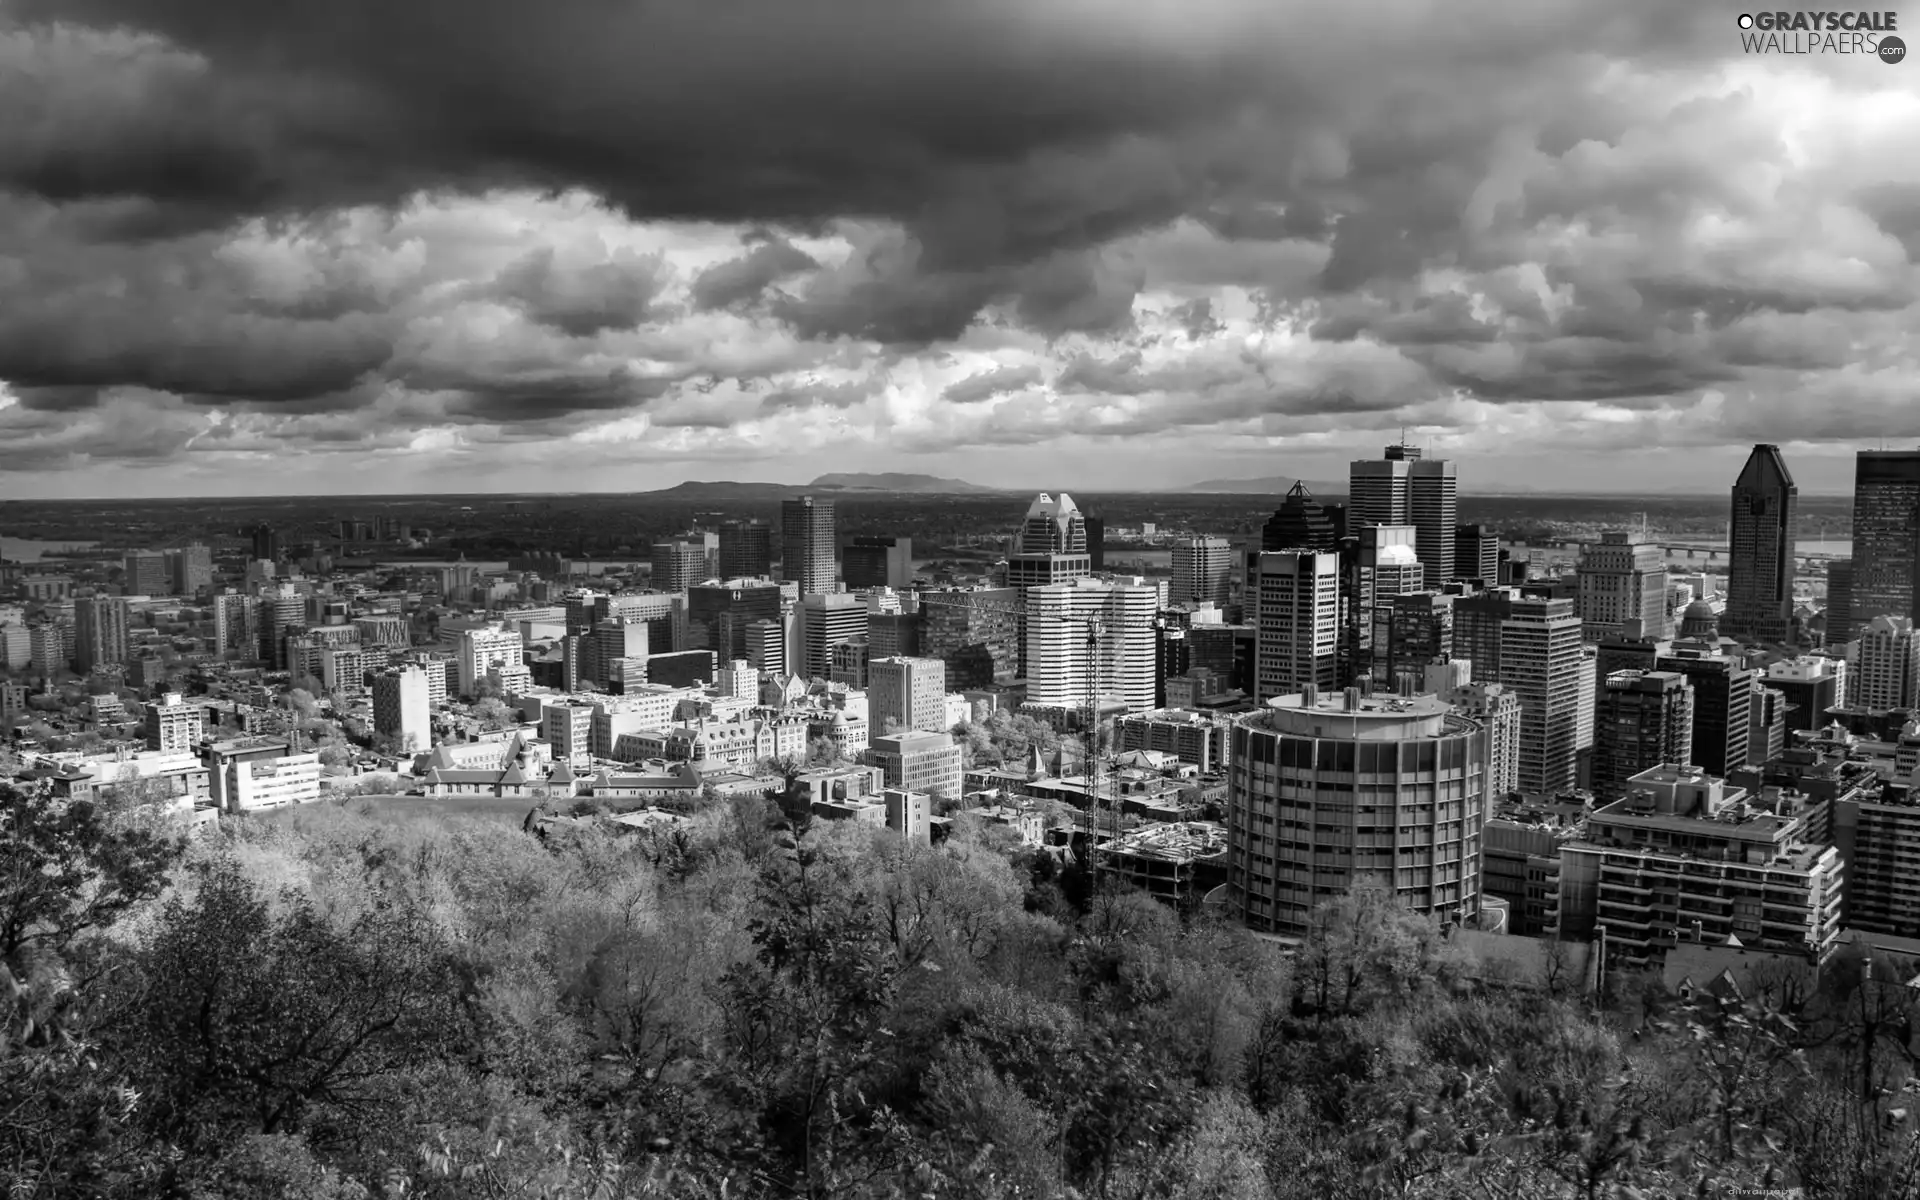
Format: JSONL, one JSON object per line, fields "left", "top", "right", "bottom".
{"left": 869, "top": 729, "right": 962, "bottom": 801}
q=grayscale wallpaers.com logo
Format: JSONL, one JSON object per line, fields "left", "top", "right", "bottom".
{"left": 1736, "top": 10, "right": 1905, "bottom": 60}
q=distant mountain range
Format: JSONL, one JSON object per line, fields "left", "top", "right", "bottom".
{"left": 640, "top": 473, "right": 1000, "bottom": 500}
{"left": 807, "top": 473, "right": 1001, "bottom": 494}
{"left": 1179, "top": 475, "right": 1341, "bottom": 495}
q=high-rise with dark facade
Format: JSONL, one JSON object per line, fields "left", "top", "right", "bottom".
{"left": 1083, "top": 514, "right": 1106, "bottom": 571}
{"left": 1723, "top": 444, "right": 1798, "bottom": 644}
{"left": 1850, "top": 450, "right": 1920, "bottom": 633}
{"left": 1593, "top": 670, "right": 1695, "bottom": 802}
{"left": 780, "top": 497, "right": 837, "bottom": 595}
{"left": 1453, "top": 525, "right": 1499, "bottom": 584}
{"left": 843, "top": 536, "right": 913, "bottom": 590}
{"left": 719, "top": 519, "right": 773, "bottom": 579}
{"left": 1262, "top": 482, "right": 1339, "bottom": 553}
{"left": 1655, "top": 645, "right": 1756, "bottom": 776}
{"left": 650, "top": 540, "right": 707, "bottom": 592}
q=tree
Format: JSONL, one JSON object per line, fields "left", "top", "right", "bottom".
{"left": 129, "top": 859, "right": 462, "bottom": 1143}
{"left": 0, "top": 784, "right": 184, "bottom": 967}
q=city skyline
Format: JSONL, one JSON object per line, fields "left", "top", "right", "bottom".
{"left": 1, "top": 5, "right": 1918, "bottom": 499}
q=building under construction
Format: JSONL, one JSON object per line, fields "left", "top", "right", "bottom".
{"left": 1095, "top": 820, "right": 1230, "bottom": 909}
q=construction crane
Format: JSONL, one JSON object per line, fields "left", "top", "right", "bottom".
{"left": 916, "top": 593, "right": 1167, "bottom": 871}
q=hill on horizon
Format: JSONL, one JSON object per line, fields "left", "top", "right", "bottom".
{"left": 806, "top": 472, "right": 1000, "bottom": 493}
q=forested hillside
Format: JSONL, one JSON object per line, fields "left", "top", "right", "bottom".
{"left": 4, "top": 783, "right": 1918, "bottom": 1199}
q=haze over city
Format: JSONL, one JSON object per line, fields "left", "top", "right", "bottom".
{"left": 2, "top": 1, "right": 1919, "bottom": 498}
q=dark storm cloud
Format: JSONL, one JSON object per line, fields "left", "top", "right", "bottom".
{"left": 690, "top": 239, "right": 818, "bottom": 311}
{"left": 486, "top": 246, "right": 669, "bottom": 336}
{"left": 758, "top": 379, "right": 884, "bottom": 414}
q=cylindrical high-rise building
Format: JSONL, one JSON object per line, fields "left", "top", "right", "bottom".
{"left": 1228, "top": 689, "right": 1488, "bottom": 937}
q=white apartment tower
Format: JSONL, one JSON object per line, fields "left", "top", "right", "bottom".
{"left": 372, "top": 665, "right": 432, "bottom": 754}
{"left": 457, "top": 626, "right": 527, "bottom": 698}
{"left": 1498, "top": 597, "right": 1586, "bottom": 795}
{"left": 1024, "top": 578, "right": 1159, "bottom": 713}
{"left": 869, "top": 655, "right": 950, "bottom": 734}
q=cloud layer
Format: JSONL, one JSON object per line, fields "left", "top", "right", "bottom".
{"left": 1, "top": 1, "right": 1918, "bottom": 495}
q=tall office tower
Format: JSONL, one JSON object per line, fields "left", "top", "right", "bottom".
{"left": 919, "top": 588, "right": 1020, "bottom": 688}
{"left": 165, "top": 544, "right": 214, "bottom": 595}
{"left": 650, "top": 540, "right": 707, "bottom": 592}
{"left": 1006, "top": 493, "right": 1093, "bottom": 674}
{"left": 1170, "top": 537, "right": 1233, "bottom": 607}
{"left": 1453, "top": 524, "right": 1499, "bottom": 584}
{"left": 1083, "top": 514, "right": 1106, "bottom": 570}
{"left": 1722, "top": 444, "right": 1798, "bottom": 644}
{"left": 687, "top": 582, "right": 784, "bottom": 661}
{"left": 1575, "top": 532, "right": 1669, "bottom": 641}
{"left": 744, "top": 618, "right": 785, "bottom": 674}
{"left": 1654, "top": 645, "right": 1756, "bottom": 776}
{"left": 73, "top": 595, "right": 130, "bottom": 674}
{"left": 1023, "top": 578, "right": 1159, "bottom": 714}
{"left": 1350, "top": 445, "right": 1457, "bottom": 583}
{"left": 1357, "top": 525, "right": 1423, "bottom": 685}
{"left": 457, "top": 626, "right": 525, "bottom": 698}
{"left": 1349, "top": 446, "right": 1414, "bottom": 526}
{"left": 844, "top": 536, "right": 914, "bottom": 590}
{"left": 1383, "top": 592, "right": 1454, "bottom": 690}
{"left": 1409, "top": 458, "right": 1458, "bottom": 583}
{"left": 801, "top": 592, "right": 869, "bottom": 680}
{"left": 1495, "top": 596, "right": 1585, "bottom": 795}
{"left": 719, "top": 519, "right": 774, "bottom": 579}
{"left": 1447, "top": 681, "right": 1522, "bottom": 799}
{"left": 1826, "top": 561, "right": 1854, "bottom": 649}
{"left": 869, "top": 656, "right": 949, "bottom": 734}
{"left": 1851, "top": 450, "right": 1920, "bottom": 632}
{"left": 1262, "top": 482, "right": 1339, "bottom": 552}
{"left": 1248, "top": 551, "right": 1340, "bottom": 702}
{"left": 247, "top": 523, "right": 282, "bottom": 564}
{"left": 142, "top": 692, "right": 204, "bottom": 754}
{"left": 1228, "top": 690, "right": 1489, "bottom": 936}
{"left": 371, "top": 666, "right": 431, "bottom": 753}
{"left": 1849, "top": 615, "right": 1920, "bottom": 711}
{"left": 123, "top": 552, "right": 170, "bottom": 597}
{"left": 1593, "top": 670, "right": 1695, "bottom": 801}
{"left": 780, "top": 496, "right": 837, "bottom": 595}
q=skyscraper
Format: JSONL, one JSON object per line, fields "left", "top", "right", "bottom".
{"left": 1723, "top": 444, "right": 1798, "bottom": 644}
{"left": 1496, "top": 596, "right": 1585, "bottom": 795}
{"left": 801, "top": 592, "right": 868, "bottom": 681}
{"left": 1654, "top": 646, "right": 1756, "bottom": 777}
{"left": 1349, "top": 445, "right": 1455, "bottom": 584}
{"left": 1827, "top": 561, "right": 1854, "bottom": 650}
{"left": 650, "top": 540, "right": 707, "bottom": 592}
{"left": 1261, "top": 482, "right": 1338, "bottom": 552}
{"left": 1083, "top": 514, "right": 1106, "bottom": 571}
{"left": 1575, "top": 532, "right": 1669, "bottom": 642}
{"left": 1006, "top": 493, "right": 1093, "bottom": 676}
{"left": 1248, "top": 551, "right": 1340, "bottom": 701}
{"left": 780, "top": 496, "right": 837, "bottom": 595}
{"left": 719, "top": 519, "right": 774, "bottom": 579}
{"left": 1850, "top": 450, "right": 1920, "bottom": 631}
{"left": 123, "top": 552, "right": 170, "bottom": 597}
{"left": 1023, "top": 579, "right": 1159, "bottom": 714}
{"left": 1169, "top": 537, "right": 1233, "bottom": 607}
{"left": 248, "top": 523, "right": 282, "bottom": 564}
{"left": 1593, "top": 670, "right": 1695, "bottom": 801}
{"left": 73, "top": 595, "right": 130, "bottom": 674}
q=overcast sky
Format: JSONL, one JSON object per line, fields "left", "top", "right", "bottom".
{"left": 1, "top": 1, "right": 1917, "bottom": 499}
